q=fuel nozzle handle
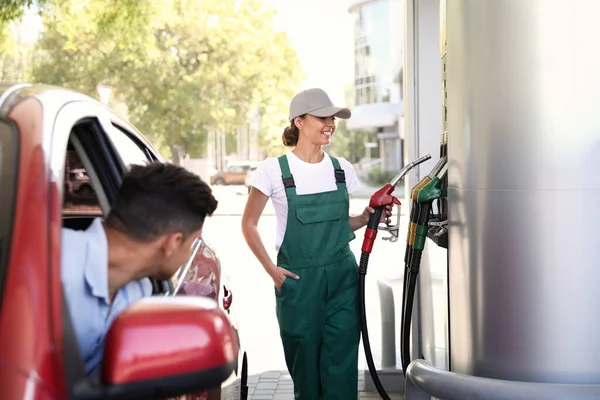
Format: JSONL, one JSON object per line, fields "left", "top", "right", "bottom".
{"left": 361, "top": 154, "right": 432, "bottom": 255}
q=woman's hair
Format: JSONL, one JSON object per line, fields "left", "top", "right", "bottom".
{"left": 282, "top": 114, "right": 305, "bottom": 147}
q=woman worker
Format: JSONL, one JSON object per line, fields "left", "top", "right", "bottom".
{"left": 241, "top": 88, "right": 391, "bottom": 399}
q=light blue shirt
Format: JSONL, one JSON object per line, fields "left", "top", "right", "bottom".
{"left": 61, "top": 218, "right": 152, "bottom": 375}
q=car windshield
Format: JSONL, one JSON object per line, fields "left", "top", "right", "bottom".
{"left": 0, "top": 120, "right": 18, "bottom": 304}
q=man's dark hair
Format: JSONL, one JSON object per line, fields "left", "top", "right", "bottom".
{"left": 105, "top": 162, "right": 218, "bottom": 242}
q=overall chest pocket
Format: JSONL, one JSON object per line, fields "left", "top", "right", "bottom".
{"left": 295, "top": 202, "right": 351, "bottom": 257}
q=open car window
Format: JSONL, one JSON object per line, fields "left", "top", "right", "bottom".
{"left": 63, "top": 142, "right": 102, "bottom": 217}
{"left": 62, "top": 120, "right": 155, "bottom": 219}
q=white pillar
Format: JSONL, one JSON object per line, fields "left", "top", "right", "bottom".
{"left": 403, "top": 0, "right": 447, "bottom": 371}
{"left": 403, "top": 0, "right": 443, "bottom": 186}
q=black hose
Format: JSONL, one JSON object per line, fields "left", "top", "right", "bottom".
{"left": 400, "top": 259, "right": 409, "bottom": 375}
{"left": 401, "top": 203, "right": 417, "bottom": 375}
{"left": 357, "top": 206, "right": 391, "bottom": 400}
{"left": 358, "top": 252, "right": 391, "bottom": 400}
{"left": 401, "top": 272, "right": 418, "bottom": 373}
{"left": 401, "top": 249, "right": 423, "bottom": 373}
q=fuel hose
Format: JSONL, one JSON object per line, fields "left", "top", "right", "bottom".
{"left": 357, "top": 154, "right": 432, "bottom": 400}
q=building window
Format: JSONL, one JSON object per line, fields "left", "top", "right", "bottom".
{"left": 352, "top": 0, "right": 398, "bottom": 106}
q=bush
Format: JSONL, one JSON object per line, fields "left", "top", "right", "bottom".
{"left": 365, "top": 166, "right": 399, "bottom": 186}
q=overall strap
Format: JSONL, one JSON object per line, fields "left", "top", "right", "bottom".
{"left": 278, "top": 155, "right": 297, "bottom": 199}
{"left": 328, "top": 155, "right": 347, "bottom": 191}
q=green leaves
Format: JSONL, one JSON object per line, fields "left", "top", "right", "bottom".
{"left": 0, "top": 0, "right": 46, "bottom": 24}
{"left": 30, "top": 0, "right": 303, "bottom": 160}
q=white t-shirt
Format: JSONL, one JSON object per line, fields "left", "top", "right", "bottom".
{"left": 251, "top": 151, "right": 360, "bottom": 251}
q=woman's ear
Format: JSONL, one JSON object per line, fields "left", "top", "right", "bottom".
{"left": 294, "top": 116, "right": 303, "bottom": 129}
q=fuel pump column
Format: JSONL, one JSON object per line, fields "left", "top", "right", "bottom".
{"left": 444, "top": 0, "right": 600, "bottom": 385}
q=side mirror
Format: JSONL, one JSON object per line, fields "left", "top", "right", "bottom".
{"left": 100, "top": 296, "right": 239, "bottom": 399}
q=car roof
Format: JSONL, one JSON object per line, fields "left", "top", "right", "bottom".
{"left": 0, "top": 83, "right": 157, "bottom": 154}
{"left": 0, "top": 83, "right": 92, "bottom": 119}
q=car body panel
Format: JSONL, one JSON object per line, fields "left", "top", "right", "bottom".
{"left": 0, "top": 95, "right": 64, "bottom": 399}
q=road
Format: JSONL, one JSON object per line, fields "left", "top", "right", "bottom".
{"left": 202, "top": 185, "right": 414, "bottom": 375}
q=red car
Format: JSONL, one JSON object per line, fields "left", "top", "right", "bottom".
{"left": 0, "top": 83, "right": 248, "bottom": 399}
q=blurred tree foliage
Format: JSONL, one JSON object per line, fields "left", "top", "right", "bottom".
{"left": 326, "top": 84, "right": 368, "bottom": 164}
{"left": 0, "top": 0, "right": 40, "bottom": 82}
{"left": 25, "top": 0, "right": 302, "bottom": 161}
{"left": 0, "top": 0, "right": 47, "bottom": 24}
{"left": 325, "top": 120, "right": 367, "bottom": 164}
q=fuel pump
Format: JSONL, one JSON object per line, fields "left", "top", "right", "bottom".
{"left": 400, "top": 156, "right": 447, "bottom": 373}
{"left": 402, "top": 48, "right": 450, "bottom": 372}
{"left": 359, "top": 154, "right": 431, "bottom": 400}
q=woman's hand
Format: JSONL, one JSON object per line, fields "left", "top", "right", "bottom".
{"left": 270, "top": 266, "right": 300, "bottom": 290}
{"left": 360, "top": 204, "right": 394, "bottom": 226}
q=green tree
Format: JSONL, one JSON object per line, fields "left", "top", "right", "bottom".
{"left": 0, "top": 0, "right": 48, "bottom": 24}
{"left": 32, "top": 0, "right": 302, "bottom": 162}
{"left": 326, "top": 120, "right": 369, "bottom": 164}
{"left": 0, "top": 11, "right": 37, "bottom": 82}
{"left": 0, "top": 0, "right": 48, "bottom": 52}
{"left": 33, "top": 1, "right": 159, "bottom": 91}
{"left": 0, "top": 23, "right": 17, "bottom": 79}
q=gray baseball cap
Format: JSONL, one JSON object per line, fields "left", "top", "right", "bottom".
{"left": 288, "top": 88, "right": 351, "bottom": 122}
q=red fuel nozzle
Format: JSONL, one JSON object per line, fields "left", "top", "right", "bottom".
{"left": 361, "top": 184, "right": 401, "bottom": 254}
{"left": 360, "top": 154, "right": 432, "bottom": 255}
{"left": 369, "top": 184, "right": 402, "bottom": 209}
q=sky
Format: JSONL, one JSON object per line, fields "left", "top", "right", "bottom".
{"left": 263, "top": 0, "right": 355, "bottom": 106}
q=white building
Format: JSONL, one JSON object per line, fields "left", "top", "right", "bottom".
{"left": 347, "top": 0, "right": 405, "bottom": 172}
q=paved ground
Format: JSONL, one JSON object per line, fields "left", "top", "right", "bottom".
{"left": 247, "top": 370, "right": 404, "bottom": 400}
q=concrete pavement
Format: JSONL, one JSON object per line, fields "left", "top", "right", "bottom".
{"left": 247, "top": 370, "right": 404, "bottom": 400}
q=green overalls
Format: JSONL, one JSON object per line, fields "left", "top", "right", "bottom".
{"left": 275, "top": 154, "right": 360, "bottom": 400}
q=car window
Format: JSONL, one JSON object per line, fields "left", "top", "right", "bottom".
{"left": 63, "top": 143, "right": 102, "bottom": 216}
{"left": 105, "top": 124, "right": 152, "bottom": 169}
{"left": 62, "top": 122, "right": 153, "bottom": 219}
{"left": 229, "top": 166, "right": 245, "bottom": 173}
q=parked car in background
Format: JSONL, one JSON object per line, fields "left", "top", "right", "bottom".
{"left": 66, "top": 168, "right": 93, "bottom": 193}
{"left": 210, "top": 161, "right": 258, "bottom": 186}
{"left": 0, "top": 83, "right": 248, "bottom": 400}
